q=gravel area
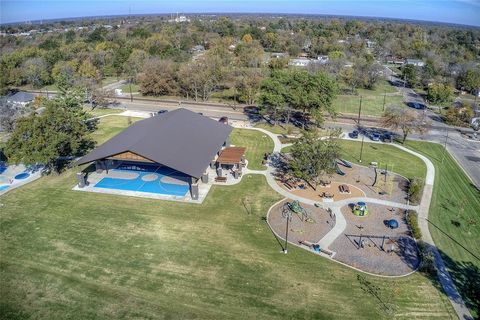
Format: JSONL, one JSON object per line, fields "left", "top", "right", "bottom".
{"left": 329, "top": 203, "right": 420, "bottom": 276}
{"left": 268, "top": 199, "right": 334, "bottom": 245}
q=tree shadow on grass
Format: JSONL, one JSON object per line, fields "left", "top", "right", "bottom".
{"left": 418, "top": 241, "right": 479, "bottom": 319}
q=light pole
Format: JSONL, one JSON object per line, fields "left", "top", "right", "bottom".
{"left": 359, "top": 134, "right": 365, "bottom": 163}
{"left": 283, "top": 210, "right": 292, "bottom": 254}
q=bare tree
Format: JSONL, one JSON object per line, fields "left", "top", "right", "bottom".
{"left": 382, "top": 106, "right": 429, "bottom": 143}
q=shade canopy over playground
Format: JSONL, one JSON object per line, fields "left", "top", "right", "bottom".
{"left": 77, "top": 108, "right": 233, "bottom": 179}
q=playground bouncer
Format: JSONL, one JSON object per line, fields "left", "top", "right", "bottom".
{"left": 352, "top": 201, "right": 369, "bottom": 216}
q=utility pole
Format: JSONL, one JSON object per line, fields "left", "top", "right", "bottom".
{"left": 283, "top": 211, "right": 292, "bottom": 254}
{"left": 441, "top": 129, "right": 449, "bottom": 164}
{"left": 357, "top": 95, "right": 363, "bottom": 124}
{"left": 359, "top": 134, "right": 365, "bottom": 163}
{"left": 382, "top": 89, "right": 387, "bottom": 112}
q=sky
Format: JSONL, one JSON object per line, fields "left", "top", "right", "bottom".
{"left": 1, "top": 0, "right": 480, "bottom": 27}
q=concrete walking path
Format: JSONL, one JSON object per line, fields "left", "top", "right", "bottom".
{"left": 391, "top": 144, "right": 472, "bottom": 320}
{"left": 240, "top": 125, "right": 472, "bottom": 319}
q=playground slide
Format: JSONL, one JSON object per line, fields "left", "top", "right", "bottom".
{"left": 337, "top": 159, "right": 352, "bottom": 168}
{"left": 335, "top": 162, "right": 346, "bottom": 176}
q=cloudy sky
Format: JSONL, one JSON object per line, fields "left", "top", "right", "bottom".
{"left": 1, "top": 0, "right": 479, "bottom": 26}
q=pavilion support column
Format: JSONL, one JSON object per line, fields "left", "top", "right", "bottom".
{"left": 225, "top": 136, "right": 231, "bottom": 147}
{"left": 190, "top": 182, "right": 199, "bottom": 200}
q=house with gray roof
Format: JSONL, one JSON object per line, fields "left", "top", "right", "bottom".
{"left": 7, "top": 91, "right": 35, "bottom": 106}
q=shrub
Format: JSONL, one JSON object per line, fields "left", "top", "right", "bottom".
{"left": 417, "top": 241, "right": 437, "bottom": 276}
{"left": 408, "top": 177, "right": 424, "bottom": 205}
{"left": 406, "top": 210, "right": 422, "bottom": 239}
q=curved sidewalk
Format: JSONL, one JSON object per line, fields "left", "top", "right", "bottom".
{"left": 391, "top": 144, "right": 472, "bottom": 320}
{"left": 240, "top": 125, "right": 472, "bottom": 319}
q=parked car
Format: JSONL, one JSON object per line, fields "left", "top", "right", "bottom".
{"left": 382, "top": 133, "right": 393, "bottom": 143}
{"left": 349, "top": 130, "right": 359, "bottom": 139}
{"left": 370, "top": 132, "right": 381, "bottom": 141}
{"left": 157, "top": 109, "right": 168, "bottom": 114}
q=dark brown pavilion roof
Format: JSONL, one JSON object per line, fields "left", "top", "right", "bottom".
{"left": 77, "top": 108, "right": 233, "bottom": 178}
{"left": 216, "top": 147, "right": 246, "bottom": 165}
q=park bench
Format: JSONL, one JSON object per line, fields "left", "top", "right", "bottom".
{"left": 215, "top": 176, "right": 227, "bottom": 183}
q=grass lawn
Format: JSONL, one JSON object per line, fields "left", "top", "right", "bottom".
{"left": 0, "top": 118, "right": 455, "bottom": 319}
{"left": 231, "top": 128, "right": 274, "bottom": 170}
{"left": 282, "top": 140, "right": 426, "bottom": 180}
{"left": 334, "top": 80, "right": 404, "bottom": 117}
{"left": 119, "top": 83, "right": 140, "bottom": 93}
{"left": 254, "top": 123, "right": 301, "bottom": 135}
{"left": 89, "top": 116, "right": 141, "bottom": 145}
{"left": 84, "top": 107, "right": 124, "bottom": 118}
{"left": 0, "top": 116, "right": 457, "bottom": 319}
{"left": 101, "top": 76, "right": 119, "bottom": 86}
{"left": 404, "top": 141, "right": 480, "bottom": 317}
{"left": 333, "top": 93, "right": 404, "bottom": 117}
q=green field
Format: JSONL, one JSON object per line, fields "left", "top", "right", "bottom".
{"left": 333, "top": 80, "right": 404, "bottom": 116}
{"left": 283, "top": 140, "right": 426, "bottom": 180}
{"left": 84, "top": 107, "right": 124, "bottom": 118}
{"left": 333, "top": 93, "right": 404, "bottom": 116}
{"left": 101, "top": 76, "right": 120, "bottom": 86}
{"left": 231, "top": 128, "right": 274, "bottom": 170}
{"left": 405, "top": 141, "right": 480, "bottom": 317}
{"left": 0, "top": 117, "right": 455, "bottom": 319}
{"left": 119, "top": 83, "right": 140, "bottom": 93}
{"left": 254, "top": 123, "right": 301, "bottom": 135}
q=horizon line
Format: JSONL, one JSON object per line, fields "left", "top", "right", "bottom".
{"left": 1, "top": 12, "right": 480, "bottom": 29}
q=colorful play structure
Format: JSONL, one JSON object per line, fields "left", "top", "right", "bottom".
{"left": 352, "top": 201, "right": 369, "bottom": 216}
{"left": 282, "top": 200, "right": 314, "bottom": 222}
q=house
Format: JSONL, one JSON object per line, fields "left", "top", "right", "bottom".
{"left": 76, "top": 108, "right": 243, "bottom": 201}
{"left": 386, "top": 56, "right": 405, "bottom": 65}
{"left": 191, "top": 45, "right": 205, "bottom": 53}
{"left": 317, "top": 55, "right": 329, "bottom": 64}
{"left": 7, "top": 92, "right": 34, "bottom": 106}
{"left": 406, "top": 59, "right": 425, "bottom": 67}
{"left": 366, "top": 40, "right": 376, "bottom": 49}
{"left": 288, "top": 58, "right": 310, "bottom": 67}
{"left": 271, "top": 52, "right": 288, "bottom": 59}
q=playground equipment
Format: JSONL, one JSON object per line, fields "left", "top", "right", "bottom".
{"left": 352, "top": 201, "right": 369, "bottom": 216}
{"left": 282, "top": 200, "right": 314, "bottom": 223}
{"left": 386, "top": 219, "right": 399, "bottom": 229}
{"left": 372, "top": 163, "right": 394, "bottom": 195}
{"left": 335, "top": 162, "right": 346, "bottom": 176}
{"left": 337, "top": 159, "right": 352, "bottom": 168}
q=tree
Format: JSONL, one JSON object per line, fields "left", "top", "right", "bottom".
{"left": 427, "top": 82, "right": 453, "bottom": 105}
{"left": 382, "top": 106, "right": 429, "bottom": 143}
{"left": 289, "top": 129, "right": 341, "bottom": 190}
{"left": 259, "top": 77, "right": 286, "bottom": 125}
{"left": 259, "top": 69, "right": 337, "bottom": 128}
{"left": 352, "top": 59, "right": 383, "bottom": 90}
{"left": 138, "top": 59, "right": 179, "bottom": 96}
{"left": 4, "top": 93, "right": 94, "bottom": 171}
{"left": 286, "top": 70, "right": 337, "bottom": 128}
{"left": 402, "top": 64, "right": 419, "bottom": 87}
{"left": 22, "top": 57, "right": 49, "bottom": 88}
{"left": 445, "top": 101, "right": 474, "bottom": 127}
{"left": 461, "top": 69, "right": 480, "bottom": 92}
{"left": 235, "top": 68, "right": 264, "bottom": 105}
{"left": 242, "top": 33, "right": 253, "bottom": 43}
{"left": 52, "top": 60, "right": 78, "bottom": 92}
{"left": 234, "top": 40, "right": 264, "bottom": 68}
